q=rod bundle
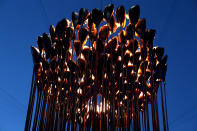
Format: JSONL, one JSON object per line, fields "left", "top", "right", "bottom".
{"left": 25, "top": 4, "right": 168, "bottom": 131}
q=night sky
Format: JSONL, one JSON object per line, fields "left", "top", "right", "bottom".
{"left": 0, "top": 0, "right": 197, "bottom": 130}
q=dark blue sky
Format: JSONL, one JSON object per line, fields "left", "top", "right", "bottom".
{"left": 0, "top": 0, "right": 197, "bottom": 130}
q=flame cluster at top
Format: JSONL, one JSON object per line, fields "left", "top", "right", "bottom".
{"left": 31, "top": 4, "right": 167, "bottom": 121}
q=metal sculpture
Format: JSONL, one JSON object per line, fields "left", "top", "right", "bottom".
{"left": 25, "top": 4, "right": 168, "bottom": 131}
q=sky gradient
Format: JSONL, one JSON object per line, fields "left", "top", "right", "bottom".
{"left": 0, "top": 0, "right": 197, "bottom": 130}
